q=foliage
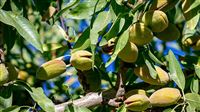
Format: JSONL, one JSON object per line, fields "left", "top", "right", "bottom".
{"left": 0, "top": 0, "right": 200, "bottom": 112}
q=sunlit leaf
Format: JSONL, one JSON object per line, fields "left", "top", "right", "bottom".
{"left": 0, "top": 0, "right": 6, "bottom": 8}
{"left": 27, "top": 87, "right": 55, "bottom": 112}
{"left": 167, "top": 50, "right": 185, "bottom": 90}
{"left": 185, "top": 93, "right": 200, "bottom": 110}
{"left": 2, "top": 106, "right": 20, "bottom": 112}
{"left": 56, "top": 0, "right": 80, "bottom": 20}
{"left": 13, "top": 81, "right": 55, "bottom": 112}
{"left": 90, "top": 11, "right": 111, "bottom": 45}
{"left": 0, "top": 9, "right": 43, "bottom": 52}
{"left": 148, "top": 50, "right": 164, "bottom": 65}
{"left": 185, "top": 13, "right": 199, "bottom": 30}
{"left": 63, "top": 0, "right": 107, "bottom": 19}
{"left": 105, "top": 28, "right": 129, "bottom": 67}
{"left": 145, "top": 59, "right": 157, "bottom": 79}
{"left": 72, "top": 27, "right": 90, "bottom": 53}
{"left": 186, "top": 104, "right": 196, "bottom": 112}
{"left": 182, "top": 0, "right": 200, "bottom": 20}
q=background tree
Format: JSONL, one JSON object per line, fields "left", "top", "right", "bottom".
{"left": 0, "top": 0, "right": 200, "bottom": 112}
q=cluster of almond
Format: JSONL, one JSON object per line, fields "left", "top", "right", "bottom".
{"left": 102, "top": 9, "right": 180, "bottom": 64}
{"left": 124, "top": 87, "right": 181, "bottom": 111}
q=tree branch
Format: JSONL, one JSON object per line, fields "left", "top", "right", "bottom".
{"left": 55, "top": 89, "right": 120, "bottom": 112}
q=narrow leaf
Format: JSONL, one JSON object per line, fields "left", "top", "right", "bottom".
{"left": 145, "top": 59, "right": 157, "bottom": 79}
{"left": 13, "top": 81, "right": 55, "bottom": 112}
{"left": 27, "top": 87, "right": 55, "bottom": 112}
{"left": 167, "top": 50, "right": 185, "bottom": 90}
{"left": 55, "top": 0, "right": 80, "bottom": 20}
{"left": 72, "top": 27, "right": 90, "bottom": 53}
{"left": 0, "top": 9, "right": 43, "bottom": 52}
{"left": 0, "top": 0, "right": 6, "bottom": 8}
{"left": 105, "top": 28, "right": 129, "bottom": 67}
{"left": 2, "top": 106, "right": 20, "bottom": 112}
{"left": 103, "top": 15, "right": 121, "bottom": 40}
{"left": 185, "top": 13, "right": 199, "bottom": 30}
{"left": 63, "top": 0, "right": 107, "bottom": 19}
{"left": 90, "top": 11, "right": 111, "bottom": 45}
{"left": 148, "top": 51, "right": 164, "bottom": 65}
{"left": 190, "top": 77, "right": 199, "bottom": 93}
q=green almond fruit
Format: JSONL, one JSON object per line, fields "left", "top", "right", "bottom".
{"left": 142, "top": 10, "right": 169, "bottom": 32}
{"left": 36, "top": 59, "right": 66, "bottom": 80}
{"left": 129, "top": 23, "right": 153, "bottom": 46}
{"left": 125, "top": 94, "right": 150, "bottom": 111}
{"left": 155, "top": 23, "right": 180, "bottom": 41}
{"left": 118, "top": 42, "right": 138, "bottom": 63}
{"left": 149, "top": 87, "right": 181, "bottom": 107}
{"left": 0, "top": 63, "right": 9, "bottom": 85}
{"left": 70, "top": 50, "right": 93, "bottom": 71}
{"left": 134, "top": 65, "right": 170, "bottom": 85}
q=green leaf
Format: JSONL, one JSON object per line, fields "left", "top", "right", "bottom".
{"left": 182, "top": 0, "right": 200, "bottom": 20}
{"left": 0, "top": 0, "right": 6, "bottom": 8}
{"left": 0, "top": 9, "right": 43, "bottom": 52}
{"left": 10, "top": 0, "right": 23, "bottom": 15}
{"left": 64, "top": 105, "right": 92, "bottom": 112}
{"left": 13, "top": 80, "right": 32, "bottom": 91}
{"left": 42, "top": 43, "right": 63, "bottom": 52}
{"left": 63, "top": 0, "right": 107, "bottom": 19}
{"left": 116, "top": 105, "right": 126, "bottom": 112}
{"left": 90, "top": 11, "right": 111, "bottom": 45}
{"left": 55, "top": 0, "right": 80, "bottom": 20}
{"left": 103, "top": 15, "right": 122, "bottom": 40}
{"left": 145, "top": 59, "right": 157, "bottom": 79}
{"left": 72, "top": 27, "right": 90, "bottom": 53}
{"left": 105, "top": 28, "right": 129, "bottom": 67}
{"left": 185, "top": 13, "right": 199, "bottom": 30}
{"left": 167, "top": 50, "right": 185, "bottom": 90}
{"left": 186, "top": 104, "right": 196, "bottom": 112}
{"left": 194, "top": 64, "right": 200, "bottom": 79}
{"left": 185, "top": 93, "right": 200, "bottom": 110}
{"left": 148, "top": 50, "right": 164, "bottom": 65}
{"left": 2, "top": 106, "right": 20, "bottom": 112}
{"left": 190, "top": 76, "right": 199, "bottom": 93}
{"left": 13, "top": 81, "right": 55, "bottom": 112}
{"left": 0, "top": 86, "right": 12, "bottom": 111}
{"left": 27, "top": 87, "right": 55, "bottom": 112}
{"left": 172, "top": 2, "right": 185, "bottom": 24}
